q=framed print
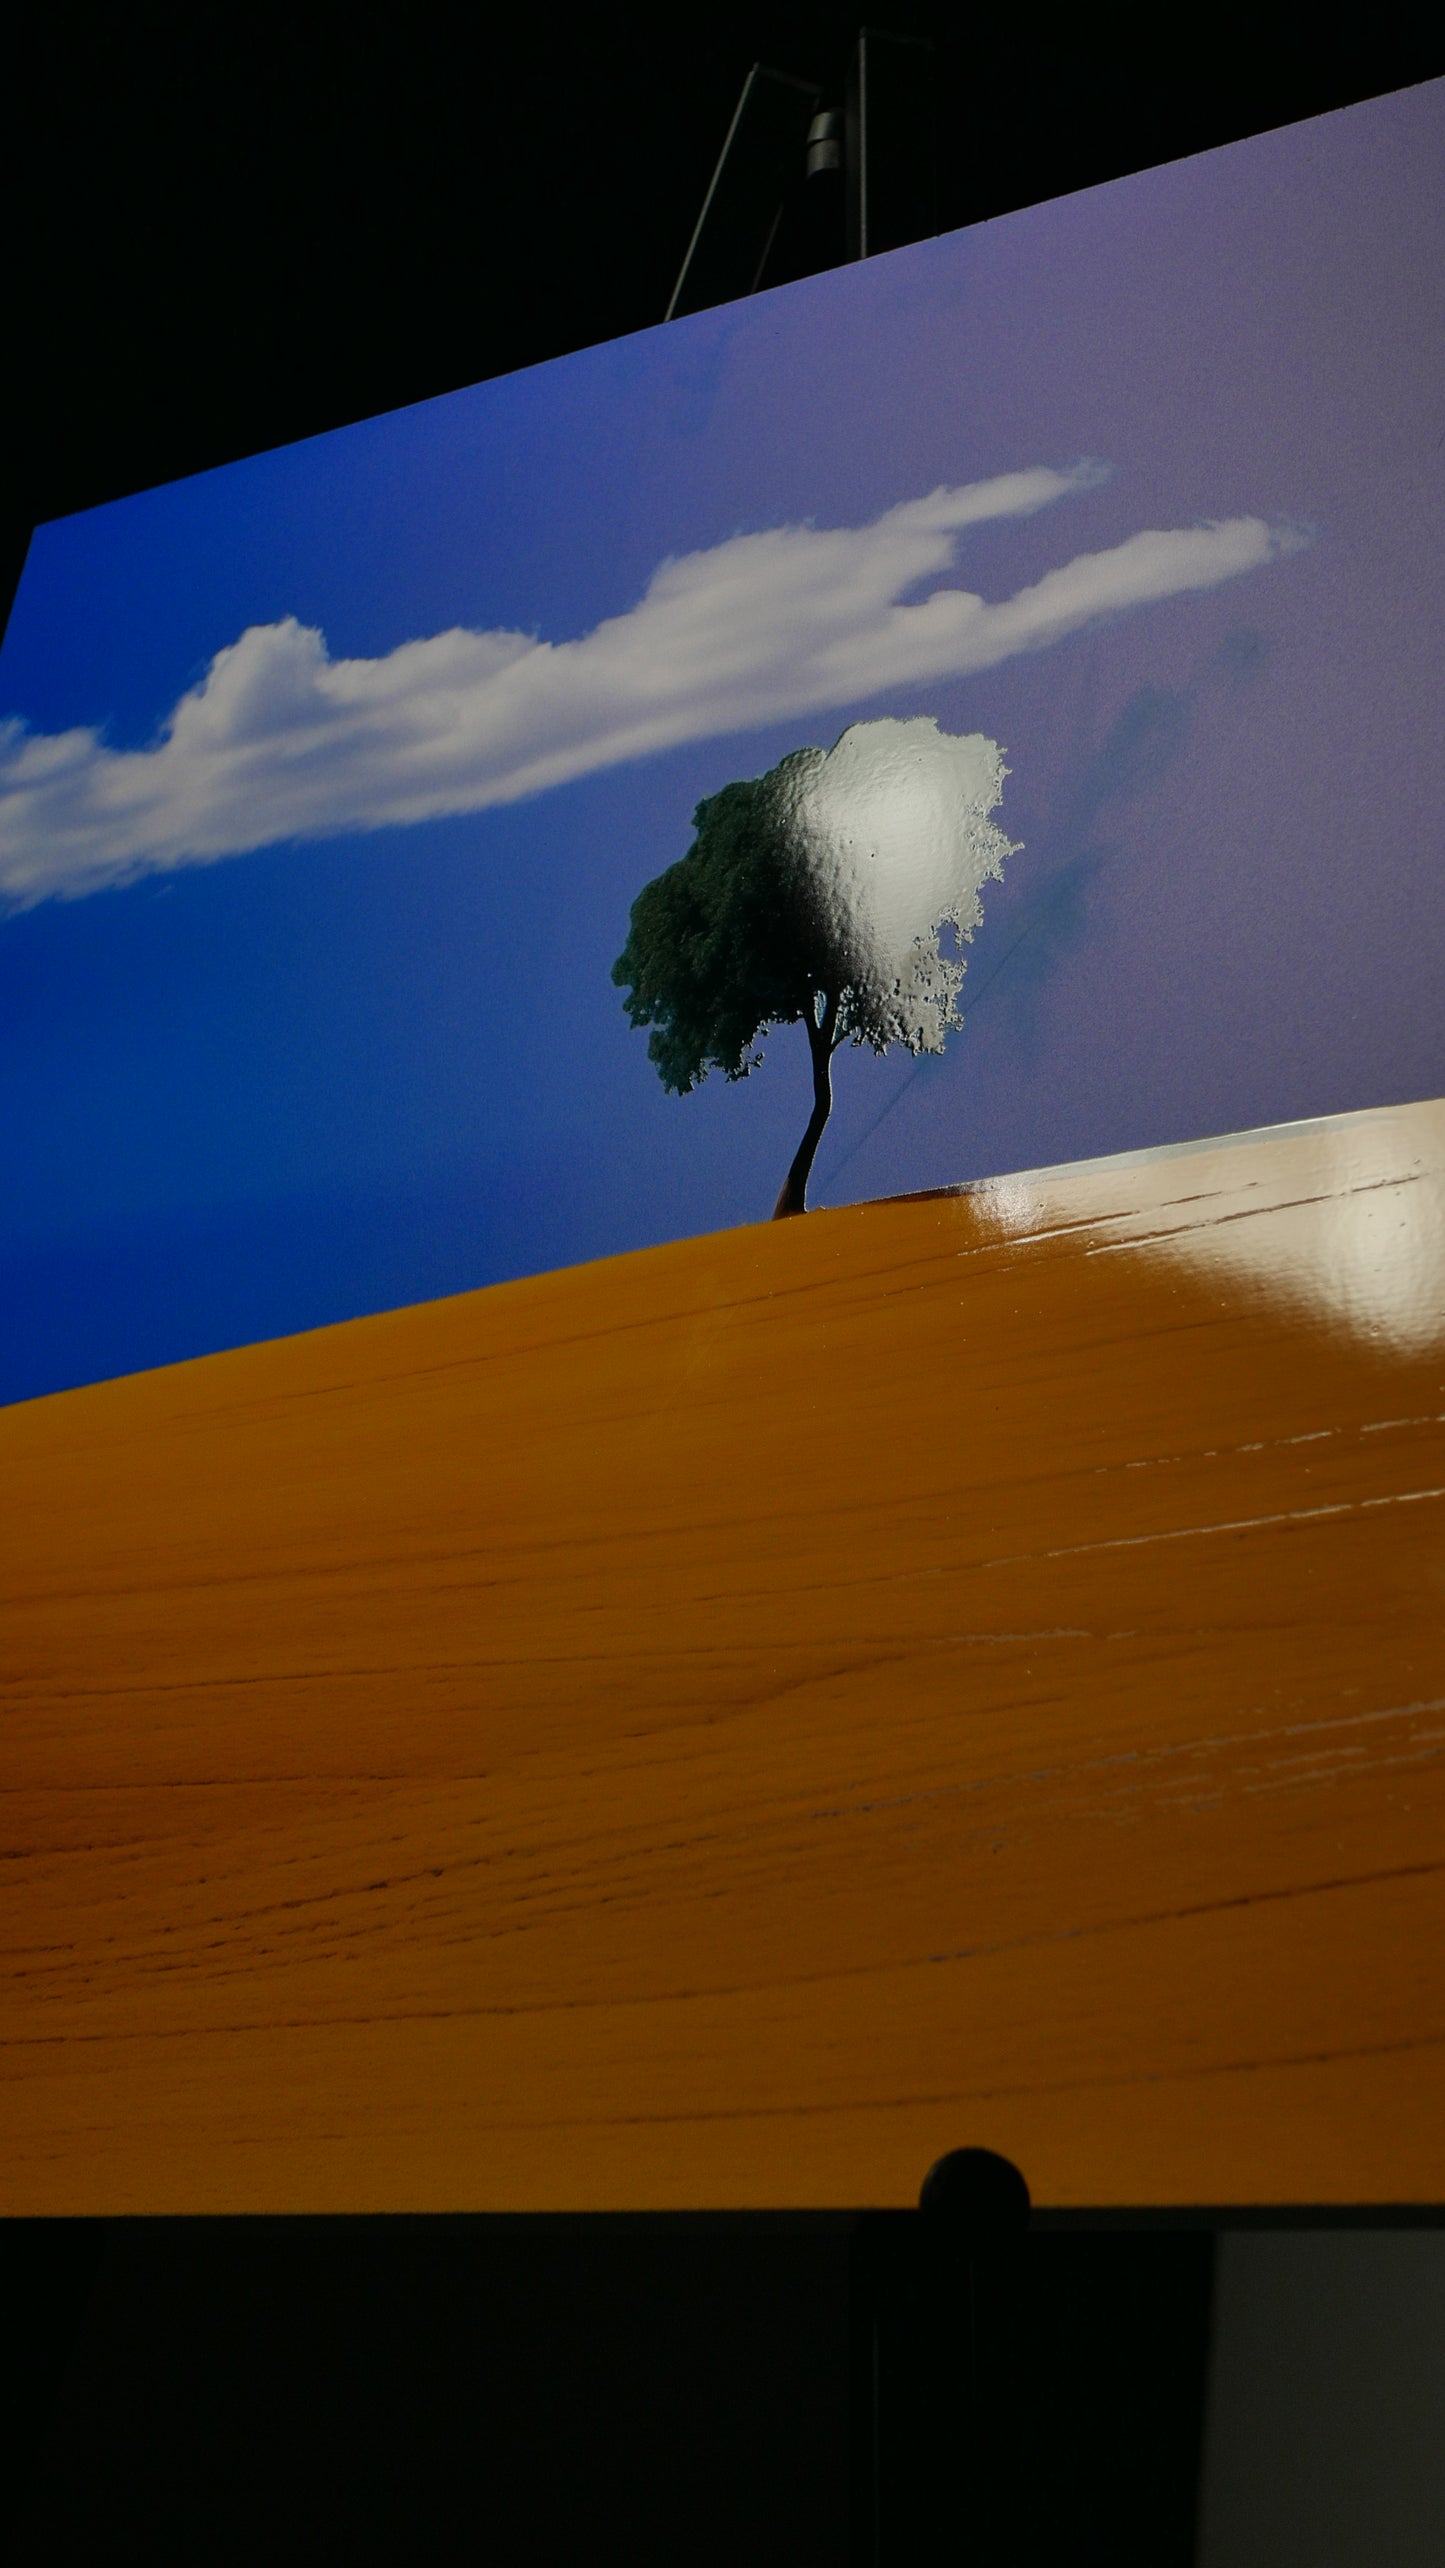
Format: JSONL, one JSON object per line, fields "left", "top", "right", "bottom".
{"left": 2, "top": 75, "right": 1442, "bottom": 2217}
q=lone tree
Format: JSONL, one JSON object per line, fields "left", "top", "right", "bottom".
{"left": 612, "top": 715, "right": 1018, "bottom": 1216}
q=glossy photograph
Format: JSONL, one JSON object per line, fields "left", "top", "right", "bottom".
{"left": 2, "top": 79, "right": 1443, "bottom": 2220}
{"left": 2, "top": 79, "right": 1441, "bottom": 1400}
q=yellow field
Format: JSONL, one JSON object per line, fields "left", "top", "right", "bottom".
{"left": 2, "top": 1097, "right": 1443, "bottom": 2213}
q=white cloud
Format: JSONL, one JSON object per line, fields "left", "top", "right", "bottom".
{"left": 0, "top": 463, "right": 1306, "bottom": 904}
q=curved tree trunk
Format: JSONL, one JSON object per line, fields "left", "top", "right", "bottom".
{"left": 773, "top": 996, "right": 838, "bottom": 1218}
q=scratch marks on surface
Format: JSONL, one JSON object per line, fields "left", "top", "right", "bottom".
{"left": 981, "top": 1483, "right": 1445, "bottom": 1573}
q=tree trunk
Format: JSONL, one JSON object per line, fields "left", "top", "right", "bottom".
{"left": 773, "top": 997, "right": 837, "bottom": 1218}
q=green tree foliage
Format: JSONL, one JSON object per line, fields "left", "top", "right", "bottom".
{"left": 610, "top": 765, "right": 820, "bottom": 1098}
{"left": 612, "top": 718, "right": 1014, "bottom": 1216}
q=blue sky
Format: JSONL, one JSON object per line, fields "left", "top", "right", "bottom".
{"left": 2, "top": 78, "right": 1442, "bottom": 1404}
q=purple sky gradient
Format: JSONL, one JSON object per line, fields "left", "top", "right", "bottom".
{"left": 1, "top": 78, "right": 1441, "bottom": 1400}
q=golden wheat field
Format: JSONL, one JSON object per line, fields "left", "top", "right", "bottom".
{"left": 2, "top": 1096, "right": 1443, "bottom": 2214}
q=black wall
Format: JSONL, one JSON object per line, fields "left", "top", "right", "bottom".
{"left": 4, "top": 2, "right": 1438, "bottom": 631}
{"left": 1, "top": 2213, "right": 1216, "bottom": 2564}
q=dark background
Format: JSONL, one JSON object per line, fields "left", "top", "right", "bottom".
{"left": 0, "top": 2213, "right": 1215, "bottom": 2563}
{"left": 1, "top": 5, "right": 1438, "bottom": 2557}
{"left": 3, "top": 1, "right": 1440, "bottom": 630}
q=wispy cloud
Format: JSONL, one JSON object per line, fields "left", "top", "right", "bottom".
{"left": 0, "top": 464, "right": 1306, "bottom": 904}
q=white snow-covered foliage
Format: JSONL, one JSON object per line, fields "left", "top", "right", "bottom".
{"left": 771, "top": 715, "right": 1016, "bottom": 1053}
